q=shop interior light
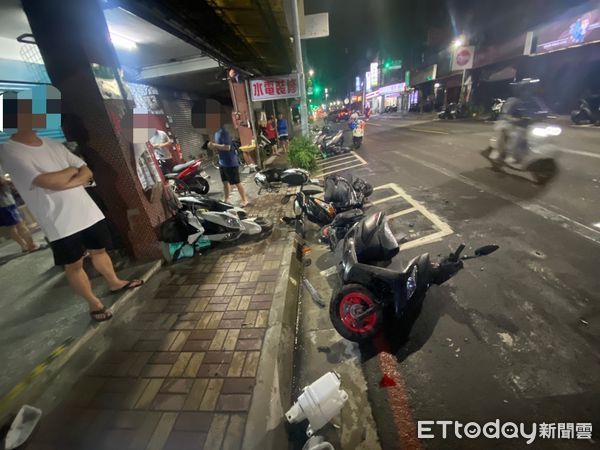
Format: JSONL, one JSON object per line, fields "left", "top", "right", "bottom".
{"left": 110, "top": 32, "right": 138, "bottom": 51}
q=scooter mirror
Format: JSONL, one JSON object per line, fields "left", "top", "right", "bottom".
{"left": 474, "top": 245, "right": 499, "bottom": 256}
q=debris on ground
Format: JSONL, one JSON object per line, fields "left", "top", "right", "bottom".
{"left": 303, "top": 279, "right": 326, "bottom": 307}
{"left": 4, "top": 405, "right": 42, "bottom": 450}
{"left": 379, "top": 374, "right": 397, "bottom": 388}
{"left": 286, "top": 372, "right": 348, "bottom": 437}
{"left": 580, "top": 319, "right": 589, "bottom": 326}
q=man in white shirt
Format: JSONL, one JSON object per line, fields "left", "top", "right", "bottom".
{"left": 149, "top": 129, "right": 173, "bottom": 172}
{"left": 0, "top": 98, "right": 143, "bottom": 322}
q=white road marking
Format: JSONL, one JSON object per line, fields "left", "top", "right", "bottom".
{"left": 353, "top": 151, "right": 368, "bottom": 165}
{"left": 317, "top": 159, "right": 362, "bottom": 171}
{"left": 394, "top": 151, "right": 600, "bottom": 247}
{"left": 594, "top": 223, "right": 600, "bottom": 229}
{"left": 316, "top": 152, "right": 368, "bottom": 177}
{"left": 372, "top": 194, "right": 402, "bottom": 205}
{"left": 408, "top": 128, "right": 449, "bottom": 135}
{"left": 560, "top": 148, "right": 600, "bottom": 160}
{"left": 386, "top": 207, "right": 417, "bottom": 219}
{"left": 318, "top": 155, "right": 355, "bottom": 166}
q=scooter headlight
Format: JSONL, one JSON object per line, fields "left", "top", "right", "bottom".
{"left": 293, "top": 199, "right": 303, "bottom": 217}
{"left": 531, "top": 126, "right": 562, "bottom": 137}
{"left": 406, "top": 265, "right": 418, "bottom": 299}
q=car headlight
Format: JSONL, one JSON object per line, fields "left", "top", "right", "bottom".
{"left": 406, "top": 265, "right": 418, "bottom": 299}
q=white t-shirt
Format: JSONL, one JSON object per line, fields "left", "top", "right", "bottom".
{"left": 149, "top": 130, "right": 171, "bottom": 160}
{"left": 0, "top": 137, "right": 105, "bottom": 242}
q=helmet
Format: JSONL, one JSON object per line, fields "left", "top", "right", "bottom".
{"left": 254, "top": 172, "right": 269, "bottom": 189}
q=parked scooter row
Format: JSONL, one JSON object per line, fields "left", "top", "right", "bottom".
{"left": 311, "top": 125, "right": 352, "bottom": 157}
{"left": 438, "top": 102, "right": 468, "bottom": 120}
{"left": 160, "top": 158, "right": 211, "bottom": 195}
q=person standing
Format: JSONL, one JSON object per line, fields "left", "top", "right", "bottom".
{"left": 150, "top": 129, "right": 173, "bottom": 172}
{"left": 0, "top": 103, "right": 143, "bottom": 322}
{"left": 265, "top": 115, "right": 279, "bottom": 155}
{"left": 277, "top": 113, "right": 289, "bottom": 153}
{"left": 208, "top": 127, "right": 250, "bottom": 207}
{"left": 0, "top": 174, "right": 39, "bottom": 253}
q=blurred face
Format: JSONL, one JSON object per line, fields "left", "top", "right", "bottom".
{"left": 17, "top": 100, "right": 47, "bottom": 130}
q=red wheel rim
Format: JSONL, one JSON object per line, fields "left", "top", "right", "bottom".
{"left": 339, "top": 292, "right": 377, "bottom": 334}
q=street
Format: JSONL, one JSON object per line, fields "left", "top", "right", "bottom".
{"left": 301, "top": 115, "right": 600, "bottom": 449}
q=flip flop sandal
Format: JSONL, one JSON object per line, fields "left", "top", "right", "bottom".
{"left": 110, "top": 279, "right": 144, "bottom": 295}
{"left": 90, "top": 307, "right": 113, "bottom": 322}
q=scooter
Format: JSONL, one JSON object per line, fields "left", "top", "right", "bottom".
{"left": 181, "top": 197, "right": 273, "bottom": 242}
{"left": 162, "top": 158, "right": 210, "bottom": 195}
{"left": 438, "top": 102, "right": 467, "bottom": 120}
{"left": 329, "top": 211, "right": 498, "bottom": 342}
{"left": 320, "top": 208, "right": 364, "bottom": 251}
{"left": 571, "top": 96, "right": 600, "bottom": 125}
{"left": 481, "top": 117, "right": 560, "bottom": 185}
{"left": 254, "top": 167, "right": 313, "bottom": 194}
{"left": 324, "top": 175, "right": 372, "bottom": 212}
{"left": 490, "top": 98, "right": 505, "bottom": 121}
{"left": 320, "top": 130, "right": 352, "bottom": 158}
{"left": 178, "top": 194, "right": 248, "bottom": 220}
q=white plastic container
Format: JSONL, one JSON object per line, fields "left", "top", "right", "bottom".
{"left": 285, "top": 371, "right": 348, "bottom": 437}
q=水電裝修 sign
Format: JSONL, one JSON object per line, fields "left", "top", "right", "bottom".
{"left": 250, "top": 75, "right": 299, "bottom": 101}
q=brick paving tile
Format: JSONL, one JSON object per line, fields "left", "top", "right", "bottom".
{"left": 169, "top": 331, "right": 190, "bottom": 351}
{"left": 222, "top": 414, "right": 246, "bottom": 450}
{"left": 223, "top": 329, "right": 240, "bottom": 351}
{"left": 123, "top": 378, "right": 151, "bottom": 409}
{"left": 105, "top": 410, "right": 147, "bottom": 429}
{"left": 235, "top": 338, "right": 263, "bottom": 351}
{"left": 238, "top": 328, "right": 265, "bottom": 340}
{"left": 182, "top": 352, "right": 205, "bottom": 378}
{"left": 158, "top": 331, "right": 181, "bottom": 351}
{"left": 199, "top": 378, "right": 224, "bottom": 411}
{"left": 208, "top": 296, "right": 231, "bottom": 304}
{"left": 216, "top": 394, "right": 251, "bottom": 412}
{"left": 221, "top": 275, "right": 242, "bottom": 283}
{"left": 194, "top": 298, "right": 209, "bottom": 312}
{"left": 180, "top": 312, "right": 203, "bottom": 321}
{"left": 163, "top": 430, "right": 207, "bottom": 450}
{"left": 164, "top": 304, "right": 187, "bottom": 313}
{"left": 197, "top": 283, "right": 219, "bottom": 291}
{"left": 141, "top": 364, "right": 172, "bottom": 378}
{"left": 189, "top": 329, "right": 217, "bottom": 340}
{"left": 151, "top": 393, "right": 187, "bottom": 411}
{"left": 252, "top": 294, "right": 274, "bottom": 302}
{"left": 149, "top": 352, "right": 180, "bottom": 365}
{"left": 221, "top": 378, "right": 255, "bottom": 394}
{"left": 173, "top": 320, "right": 196, "bottom": 330}
{"left": 183, "top": 379, "right": 209, "bottom": 410}
{"left": 248, "top": 301, "right": 272, "bottom": 310}
{"left": 134, "top": 379, "right": 163, "bottom": 409}
{"left": 197, "top": 363, "right": 230, "bottom": 377}
{"left": 234, "top": 287, "right": 255, "bottom": 296}
{"left": 161, "top": 378, "right": 194, "bottom": 394}
{"left": 203, "top": 413, "right": 230, "bottom": 449}
{"left": 227, "top": 352, "right": 246, "bottom": 377}
{"left": 182, "top": 339, "right": 211, "bottom": 352}
{"left": 169, "top": 352, "right": 193, "bottom": 377}
{"left": 227, "top": 295, "right": 242, "bottom": 311}
{"left": 203, "top": 351, "right": 234, "bottom": 364}
{"left": 241, "top": 351, "right": 260, "bottom": 377}
{"left": 174, "top": 411, "right": 214, "bottom": 432}
{"left": 244, "top": 311, "right": 258, "bottom": 326}
{"left": 255, "top": 310, "right": 270, "bottom": 328}
{"left": 237, "top": 296, "right": 251, "bottom": 311}
{"left": 207, "top": 312, "right": 225, "bottom": 329}
{"left": 257, "top": 274, "right": 278, "bottom": 282}
{"left": 222, "top": 310, "right": 246, "bottom": 320}
{"left": 209, "top": 329, "right": 228, "bottom": 350}
{"left": 145, "top": 412, "right": 177, "bottom": 450}
{"left": 127, "top": 411, "right": 162, "bottom": 449}
{"left": 219, "top": 318, "right": 245, "bottom": 329}
{"left": 205, "top": 302, "right": 228, "bottom": 312}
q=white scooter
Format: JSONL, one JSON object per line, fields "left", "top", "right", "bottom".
{"left": 481, "top": 117, "right": 560, "bottom": 185}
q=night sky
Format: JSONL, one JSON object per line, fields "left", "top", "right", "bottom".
{"left": 303, "top": 0, "right": 593, "bottom": 98}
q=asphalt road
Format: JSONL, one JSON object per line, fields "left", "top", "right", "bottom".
{"left": 316, "top": 115, "right": 600, "bottom": 449}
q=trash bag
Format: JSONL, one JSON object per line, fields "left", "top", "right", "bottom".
{"left": 351, "top": 176, "right": 373, "bottom": 198}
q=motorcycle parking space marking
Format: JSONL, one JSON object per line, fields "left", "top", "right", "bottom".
{"left": 372, "top": 183, "right": 454, "bottom": 250}
{"left": 316, "top": 151, "right": 368, "bottom": 177}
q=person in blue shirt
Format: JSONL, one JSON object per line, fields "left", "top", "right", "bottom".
{"left": 277, "top": 113, "right": 289, "bottom": 153}
{"left": 208, "top": 127, "right": 250, "bottom": 206}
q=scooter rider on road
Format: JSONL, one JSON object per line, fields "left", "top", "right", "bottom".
{"left": 494, "top": 79, "right": 549, "bottom": 166}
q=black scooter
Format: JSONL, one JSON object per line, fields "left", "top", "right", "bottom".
{"left": 571, "top": 96, "right": 600, "bottom": 125}
{"left": 329, "top": 212, "right": 498, "bottom": 342}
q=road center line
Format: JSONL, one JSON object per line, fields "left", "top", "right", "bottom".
{"left": 394, "top": 151, "right": 600, "bottom": 246}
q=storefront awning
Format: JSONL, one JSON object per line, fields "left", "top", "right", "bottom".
{"left": 481, "top": 65, "right": 517, "bottom": 82}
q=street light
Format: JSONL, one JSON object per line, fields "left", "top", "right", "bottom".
{"left": 452, "top": 36, "right": 464, "bottom": 49}
{"left": 308, "top": 69, "right": 314, "bottom": 77}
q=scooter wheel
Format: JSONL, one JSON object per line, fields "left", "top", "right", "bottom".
{"left": 330, "top": 284, "right": 383, "bottom": 342}
{"left": 189, "top": 177, "right": 210, "bottom": 195}
{"left": 531, "top": 159, "right": 558, "bottom": 185}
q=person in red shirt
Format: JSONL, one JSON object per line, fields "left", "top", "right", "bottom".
{"left": 265, "top": 116, "right": 279, "bottom": 155}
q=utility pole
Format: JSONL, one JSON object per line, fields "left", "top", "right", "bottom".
{"left": 291, "top": 0, "right": 309, "bottom": 136}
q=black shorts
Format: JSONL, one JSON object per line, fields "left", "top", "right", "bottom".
{"left": 219, "top": 166, "right": 241, "bottom": 185}
{"left": 50, "top": 220, "right": 112, "bottom": 266}
{"left": 278, "top": 135, "right": 288, "bottom": 141}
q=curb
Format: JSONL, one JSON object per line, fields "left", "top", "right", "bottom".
{"left": 0, "top": 260, "right": 162, "bottom": 426}
{"left": 243, "top": 230, "right": 303, "bottom": 450}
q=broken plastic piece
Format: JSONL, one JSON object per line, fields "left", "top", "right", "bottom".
{"left": 302, "top": 435, "right": 335, "bottom": 450}
{"left": 379, "top": 374, "right": 396, "bottom": 388}
{"left": 4, "top": 405, "right": 42, "bottom": 450}
{"left": 285, "top": 372, "right": 348, "bottom": 437}
{"left": 303, "top": 279, "right": 326, "bottom": 307}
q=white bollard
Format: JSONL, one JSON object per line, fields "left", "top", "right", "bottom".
{"left": 285, "top": 371, "right": 348, "bottom": 437}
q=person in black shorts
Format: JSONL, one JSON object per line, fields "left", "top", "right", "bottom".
{"left": 208, "top": 127, "right": 250, "bottom": 207}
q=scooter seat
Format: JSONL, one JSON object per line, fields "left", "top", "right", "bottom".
{"left": 302, "top": 186, "right": 323, "bottom": 196}
{"left": 173, "top": 160, "right": 196, "bottom": 172}
{"left": 164, "top": 173, "right": 179, "bottom": 179}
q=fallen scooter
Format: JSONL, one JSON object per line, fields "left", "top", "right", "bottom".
{"left": 329, "top": 211, "right": 498, "bottom": 342}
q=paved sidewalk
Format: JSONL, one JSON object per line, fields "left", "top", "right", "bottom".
{"left": 23, "top": 189, "right": 297, "bottom": 450}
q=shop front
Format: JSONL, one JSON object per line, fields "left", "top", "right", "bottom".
{"left": 365, "top": 89, "right": 381, "bottom": 113}
{"left": 379, "top": 82, "right": 406, "bottom": 111}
